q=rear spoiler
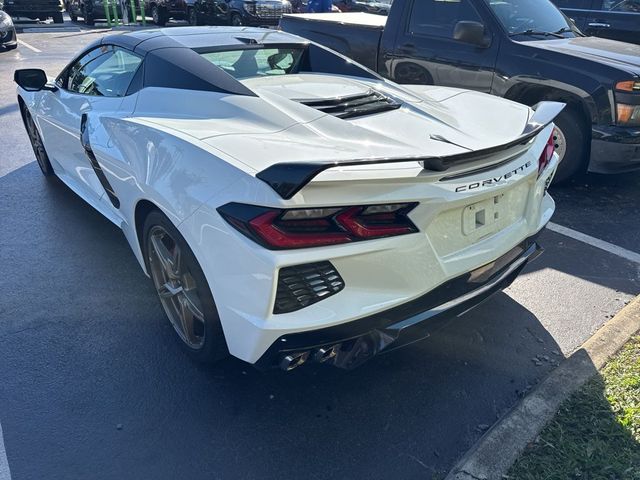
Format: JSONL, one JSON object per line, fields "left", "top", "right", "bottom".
{"left": 256, "top": 101, "right": 565, "bottom": 200}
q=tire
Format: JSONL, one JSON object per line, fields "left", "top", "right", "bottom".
{"left": 394, "top": 62, "right": 433, "bottom": 85}
{"left": 188, "top": 7, "right": 201, "bottom": 26}
{"left": 143, "top": 210, "right": 228, "bottom": 364}
{"left": 6, "top": 44, "right": 18, "bottom": 50}
{"left": 230, "top": 12, "right": 242, "bottom": 26}
{"left": 151, "top": 5, "right": 167, "bottom": 26}
{"left": 83, "top": 8, "right": 94, "bottom": 25}
{"left": 70, "top": 11, "right": 78, "bottom": 22}
{"left": 21, "top": 105, "right": 55, "bottom": 177}
{"left": 52, "top": 12, "right": 64, "bottom": 23}
{"left": 549, "top": 108, "right": 587, "bottom": 184}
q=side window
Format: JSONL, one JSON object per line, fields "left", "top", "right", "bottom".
{"left": 67, "top": 47, "right": 142, "bottom": 97}
{"left": 553, "top": 0, "right": 592, "bottom": 7}
{"left": 409, "top": 0, "right": 483, "bottom": 38}
{"left": 603, "top": 0, "right": 640, "bottom": 11}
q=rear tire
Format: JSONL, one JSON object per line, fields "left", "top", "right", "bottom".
{"left": 550, "top": 108, "right": 587, "bottom": 184}
{"left": 188, "top": 7, "right": 201, "bottom": 26}
{"left": 6, "top": 44, "right": 18, "bottom": 50}
{"left": 83, "top": 7, "right": 94, "bottom": 25}
{"left": 230, "top": 12, "right": 243, "bottom": 26}
{"left": 52, "top": 12, "right": 64, "bottom": 23}
{"left": 151, "top": 5, "right": 167, "bottom": 26}
{"left": 70, "top": 11, "right": 78, "bottom": 22}
{"left": 143, "top": 210, "right": 229, "bottom": 364}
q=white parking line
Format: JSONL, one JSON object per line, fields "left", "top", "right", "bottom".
{"left": 0, "top": 422, "right": 12, "bottom": 480}
{"left": 548, "top": 222, "right": 640, "bottom": 265}
{"left": 17, "top": 40, "right": 42, "bottom": 53}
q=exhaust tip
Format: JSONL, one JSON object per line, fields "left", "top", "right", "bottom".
{"left": 279, "top": 351, "right": 309, "bottom": 371}
{"left": 314, "top": 345, "right": 341, "bottom": 363}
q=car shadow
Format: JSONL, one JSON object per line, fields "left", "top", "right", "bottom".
{"left": 0, "top": 22, "right": 636, "bottom": 470}
{"left": 0, "top": 161, "right": 619, "bottom": 479}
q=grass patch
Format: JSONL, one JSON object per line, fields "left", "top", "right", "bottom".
{"left": 508, "top": 336, "right": 640, "bottom": 480}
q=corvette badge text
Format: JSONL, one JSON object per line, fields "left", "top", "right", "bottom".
{"left": 454, "top": 161, "right": 533, "bottom": 193}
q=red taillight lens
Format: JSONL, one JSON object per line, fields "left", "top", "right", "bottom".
{"left": 538, "top": 131, "right": 555, "bottom": 177}
{"left": 218, "top": 202, "right": 419, "bottom": 249}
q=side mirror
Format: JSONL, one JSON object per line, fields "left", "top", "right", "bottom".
{"left": 14, "top": 69, "right": 55, "bottom": 92}
{"left": 453, "top": 21, "right": 490, "bottom": 48}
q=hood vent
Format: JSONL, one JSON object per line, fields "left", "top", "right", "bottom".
{"left": 299, "top": 90, "right": 401, "bottom": 119}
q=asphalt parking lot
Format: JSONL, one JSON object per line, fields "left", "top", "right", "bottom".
{"left": 1, "top": 24, "right": 639, "bottom": 480}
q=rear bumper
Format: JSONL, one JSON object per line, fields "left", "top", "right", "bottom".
{"left": 589, "top": 125, "right": 640, "bottom": 174}
{"left": 255, "top": 235, "right": 543, "bottom": 370}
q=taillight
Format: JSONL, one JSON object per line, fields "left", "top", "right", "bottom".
{"left": 538, "top": 131, "right": 555, "bottom": 177}
{"left": 218, "top": 202, "right": 419, "bottom": 249}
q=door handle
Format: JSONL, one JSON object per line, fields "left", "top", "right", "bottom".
{"left": 588, "top": 22, "right": 611, "bottom": 28}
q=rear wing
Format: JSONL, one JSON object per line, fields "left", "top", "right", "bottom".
{"left": 256, "top": 101, "right": 565, "bottom": 200}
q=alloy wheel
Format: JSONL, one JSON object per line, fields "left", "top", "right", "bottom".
{"left": 25, "top": 111, "right": 49, "bottom": 174}
{"left": 553, "top": 126, "right": 567, "bottom": 163}
{"left": 148, "top": 226, "right": 206, "bottom": 350}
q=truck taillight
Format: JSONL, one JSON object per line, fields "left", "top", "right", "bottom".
{"left": 218, "top": 202, "right": 419, "bottom": 250}
{"left": 538, "top": 131, "right": 555, "bottom": 177}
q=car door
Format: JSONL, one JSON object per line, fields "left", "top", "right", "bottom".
{"left": 552, "top": 0, "right": 593, "bottom": 30}
{"left": 390, "top": 0, "right": 500, "bottom": 92}
{"left": 583, "top": 0, "right": 640, "bottom": 43}
{"left": 37, "top": 45, "right": 142, "bottom": 202}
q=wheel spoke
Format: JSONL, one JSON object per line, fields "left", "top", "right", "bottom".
{"left": 181, "top": 290, "right": 204, "bottom": 321}
{"left": 158, "top": 281, "right": 182, "bottom": 298}
{"left": 150, "top": 233, "right": 178, "bottom": 278}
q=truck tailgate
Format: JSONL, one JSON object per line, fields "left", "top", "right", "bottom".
{"left": 280, "top": 13, "right": 385, "bottom": 72}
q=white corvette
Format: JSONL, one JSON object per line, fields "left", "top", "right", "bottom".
{"left": 15, "top": 27, "right": 562, "bottom": 370}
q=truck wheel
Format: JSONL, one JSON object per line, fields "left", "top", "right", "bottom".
{"left": 394, "top": 62, "right": 433, "bottom": 85}
{"left": 230, "top": 12, "right": 243, "bottom": 26}
{"left": 53, "top": 12, "right": 64, "bottom": 23}
{"left": 188, "top": 7, "right": 201, "bottom": 26}
{"left": 550, "top": 108, "right": 587, "bottom": 184}
{"left": 151, "top": 5, "right": 167, "bottom": 26}
{"left": 83, "top": 7, "right": 94, "bottom": 25}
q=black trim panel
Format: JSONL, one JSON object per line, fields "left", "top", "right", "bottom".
{"left": 256, "top": 102, "right": 565, "bottom": 199}
{"left": 80, "top": 114, "right": 120, "bottom": 209}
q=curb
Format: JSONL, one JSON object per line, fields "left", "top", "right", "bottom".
{"left": 445, "top": 294, "right": 640, "bottom": 480}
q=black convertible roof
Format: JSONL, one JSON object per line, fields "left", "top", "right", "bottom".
{"left": 100, "top": 26, "right": 308, "bottom": 53}
{"left": 79, "top": 27, "right": 310, "bottom": 97}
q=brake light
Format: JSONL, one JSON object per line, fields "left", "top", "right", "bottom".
{"left": 538, "top": 131, "right": 555, "bottom": 177}
{"left": 218, "top": 202, "right": 419, "bottom": 249}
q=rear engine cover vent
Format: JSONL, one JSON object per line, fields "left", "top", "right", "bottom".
{"left": 299, "top": 90, "right": 401, "bottom": 119}
{"left": 274, "top": 261, "right": 345, "bottom": 314}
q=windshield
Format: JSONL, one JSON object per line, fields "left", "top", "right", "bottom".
{"left": 200, "top": 47, "right": 305, "bottom": 79}
{"left": 484, "top": 0, "right": 578, "bottom": 37}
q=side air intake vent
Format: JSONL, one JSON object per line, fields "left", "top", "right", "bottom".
{"left": 299, "top": 90, "right": 401, "bottom": 119}
{"left": 274, "top": 262, "right": 345, "bottom": 314}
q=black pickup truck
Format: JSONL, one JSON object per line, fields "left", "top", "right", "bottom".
{"left": 281, "top": 0, "right": 640, "bottom": 181}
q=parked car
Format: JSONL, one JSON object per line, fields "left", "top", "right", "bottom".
{"left": 192, "top": 0, "right": 292, "bottom": 26}
{"left": 281, "top": 0, "right": 640, "bottom": 181}
{"left": 69, "top": 0, "right": 132, "bottom": 24}
{"left": 2, "top": 0, "right": 64, "bottom": 23}
{"left": 14, "top": 27, "right": 560, "bottom": 370}
{"left": 145, "top": 0, "right": 195, "bottom": 25}
{"left": 0, "top": 10, "right": 17, "bottom": 50}
{"left": 553, "top": 0, "right": 640, "bottom": 45}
